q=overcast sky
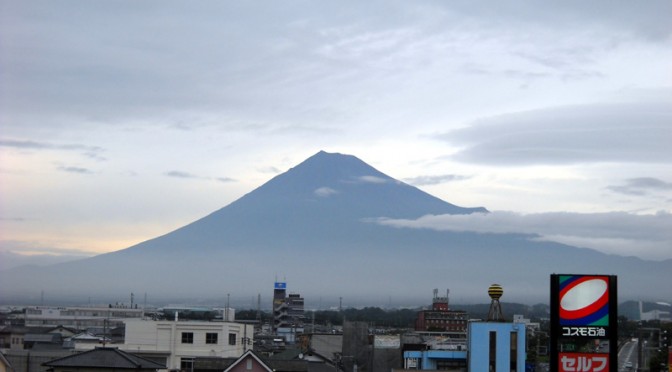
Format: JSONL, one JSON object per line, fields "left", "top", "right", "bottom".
{"left": 1, "top": 0, "right": 671, "bottom": 265}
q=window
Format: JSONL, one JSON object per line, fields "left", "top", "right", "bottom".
{"left": 206, "top": 333, "right": 218, "bottom": 344}
{"left": 228, "top": 333, "right": 236, "bottom": 345}
{"left": 181, "top": 357, "right": 194, "bottom": 372}
{"left": 181, "top": 332, "right": 194, "bottom": 344}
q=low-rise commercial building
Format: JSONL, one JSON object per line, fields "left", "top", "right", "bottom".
{"left": 122, "top": 319, "right": 253, "bottom": 371}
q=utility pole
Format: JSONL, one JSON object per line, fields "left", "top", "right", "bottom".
{"left": 226, "top": 293, "right": 230, "bottom": 322}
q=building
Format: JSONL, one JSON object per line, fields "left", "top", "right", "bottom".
{"left": 401, "top": 333, "right": 467, "bottom": 371}
{"left": 639, "top": 301, "right": 671, "bottom": 322}
{"left": 122, "top": 319, "right": 254, "bottom": 371}
{"left": 467, "top": 321, "right": 526, "bottom": 372}
{"left": 414, "top": 289, "right": 467, "bottom": 337}
{"left": 467, "top": 284, "right": 526, "bottom": 372}
{"left": 272, "top": 282, "right": 305, "bottom": 342}
{"left": 24, "top": 306, "right": 143, "bottom": 329}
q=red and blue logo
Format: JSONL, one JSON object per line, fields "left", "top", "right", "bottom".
{"left": 559, "top": 275, "right": 609, "bottom": 326}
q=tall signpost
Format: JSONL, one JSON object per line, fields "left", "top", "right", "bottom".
{"left": 550, "top": 274, "right": 618, "bottom": 372}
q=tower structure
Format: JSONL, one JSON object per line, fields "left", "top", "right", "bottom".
{"left": 487, "top": 284, "right": 504, "bottom": 322}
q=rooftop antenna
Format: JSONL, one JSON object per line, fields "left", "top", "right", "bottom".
{"left": 256, "top": 293, "right": 261, "bottom": 326}
{"left": 102, "top": 318, "right": 108, "bottom": 347}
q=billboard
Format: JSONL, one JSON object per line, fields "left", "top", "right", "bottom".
{"left": 550, "top": 275, "right": 617, "bottom": 372}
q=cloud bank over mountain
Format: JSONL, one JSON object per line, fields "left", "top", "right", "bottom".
{"left": 376, "top": 210, "right": 672, "bottom": 261}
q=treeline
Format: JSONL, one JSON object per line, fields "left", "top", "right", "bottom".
{"left": 235, "top": 303, "right": 551, "bottom": 328}
{"left": 235, "top": 307, "right": 419, "bottom": 328}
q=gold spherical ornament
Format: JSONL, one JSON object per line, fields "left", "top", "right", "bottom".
{"left": 488, "top": 284, "right": 503, "bottom": 300}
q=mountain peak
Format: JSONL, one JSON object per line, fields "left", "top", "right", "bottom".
{"left": 234, "top": 150, "right": 485, "bottom": 220}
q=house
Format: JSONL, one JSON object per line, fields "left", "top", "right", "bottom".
{"left": 1, "top": 325, "right": 78, "bottom": 350}
{"left": 42, "top": 347, "right": 164, "bottom": 372}
{"left": 223, "top": 350, "right": 273, "bottom": 372}
{"left": 0, "top": 351, "right": 14, "bottom": 372}
{"left": 63, "top": 332, "right": 111, "bottom": 350}
{"left": 23, "top": 333, "right": 63, "bottom": 350}
{"left": 204, "top": 349, "right": 337, "bottom": 372}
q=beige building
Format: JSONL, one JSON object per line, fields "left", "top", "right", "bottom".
{"left": 122, "top": 319, "right": 253, "bottom": 371}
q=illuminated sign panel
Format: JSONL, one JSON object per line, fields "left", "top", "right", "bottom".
{"left": 274, "top": 282, "right": 286, "bottom": 289}
{"left": 559, "top": 275, "right": 609, "bottom": 326}
{"left": 558, "top": 353, "right": 609, "bottom": 372}
{"left": 550, "top": 274, "right": 617, "bottom": 372}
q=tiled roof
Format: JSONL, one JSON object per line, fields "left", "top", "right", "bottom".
{"left": 43, "top": 347, "right": 165, "bottom": 369}
{"left": 24, "top": 333, "right": 62, "bottom": 343}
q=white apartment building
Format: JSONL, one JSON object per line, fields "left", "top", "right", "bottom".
{"left": 122, "top": 319, "right": 254, "bottom": 370}
{"left": 24, "top": 306, "right": 144, "bottom": 329}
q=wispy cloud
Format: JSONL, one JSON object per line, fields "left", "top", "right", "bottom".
{"left": 58, "top": 166, "right": 93, "bottom": 174}
{"left": 374, "top": 210, "right": 672, "bottom": 261}
{"left": 358, "top": 175, "right": 388, "bottom": 184}
{"left": 0, "top": 240, "right": 97, "bottom": 257}
{"left": 164, "top": 170, "right": 199, "bottom": 179}
{"left": 314, "top": 187, "right": 338, "bottom": 197}
{"left": 165, "top": 170, "right": 236, "bottom": 183}
{"left": 0, "top": 241, "right": 95, "bottom": 271}
{"left": 607, "top": 177, "right": 672, "bottom": 196}
{"left": 404, "top": 174, "right": 470, "bottom": 186}
{"left": 1, "top": 138, "right": 105, "bottom": 160}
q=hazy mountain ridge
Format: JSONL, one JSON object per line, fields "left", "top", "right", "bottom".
{"left": 0, "top": 151, "right": 669, "bottom": 305}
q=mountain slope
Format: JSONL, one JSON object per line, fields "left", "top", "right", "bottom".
{"left": 0, "top": 151, "right": 669, "bottom": 306}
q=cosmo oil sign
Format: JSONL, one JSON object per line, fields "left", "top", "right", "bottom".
{"left": 550, "top": 275, "right": 617, "bottom": 372}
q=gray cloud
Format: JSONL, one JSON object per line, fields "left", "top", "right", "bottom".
{"left": 166, "top": 171, "right": 236, "bottom": 183}
{"left": 375, "top": 210, "right": 672, "bottom": 261}
{"left": 607, "top": 177, "right": 672, "bottom": 196}
{"left": 58, "top": 166, "right": 93, "bottom": 174}
{"left": 2, "top": 1, "right": 669, "bottom": 133}
{"left": 438, "top": 102, "right": 672, "bottom": 166}
{"left": 404, "top": 174, "right": 470, "bottom": 186}
{"left": 164, "top": 171, "right": 199, "bottom": 179}
{"left": 1, "top": 138, "right": 104, "bottom": 155}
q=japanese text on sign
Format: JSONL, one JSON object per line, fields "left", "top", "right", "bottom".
{"left": 559, "top": 353, "right": 609, "bottom": 372}
{"left": 561, "top": 327, "right": 607, "bottom": 337}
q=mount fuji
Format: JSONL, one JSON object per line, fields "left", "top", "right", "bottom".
{"left": 1, "top": 151, "right": 669, "bottom": 306}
